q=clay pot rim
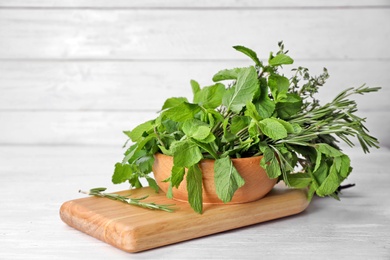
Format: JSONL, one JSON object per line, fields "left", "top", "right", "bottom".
{"left": 154, "top": 152, "right": 263, "bottom": 163}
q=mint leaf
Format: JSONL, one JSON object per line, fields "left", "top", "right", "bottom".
{"left": 182, "top": 119, "right": 211, "bottom": 141}
{"left": 112, "top": 163, "right": 135, "bottom": 184}
{"left": 212, "top": 67, "right": 242, "bottom": 82}
{"left": 214, "top": 157, "right": 245, "bottom": 203}
{"left": 254, "top": 77, "right": 275, "bottom": 119}
{"left": 186, "top": 164, "right": 203, "bottom": 213}
{"left": 222, "top": 66, "right": 259, "bottom": 113}
{"left": 316, "top": 143, "right": 344, "bottom": 157}
{"left": 268, "top": 74, "right": 289, "bottom": 101}
{"left": 269, "top": 53, "right": 294, "bottom": 66}
{"left": 316, "top": 162, "right": 340, "bottom": 197}
{"left": 190, "top": 80, "right": 200, "bottom": 96}
{"left": 163, "top": 102, "right": 201, "bottom": 122}
{"left": 145, "top": 175, "right": 159, "bottom": 192}
{"left": 260, "top": 147, "right": 281, "bottom": 179}
{"left": 233, "top": 45, "right": 263, "bottom": 67}
{"left": 259, "top": 118, "right": 288, "bottom": 140}
{"left": 171, "top": 166, "right": 185, "bottom": 188}
{"left": 230, "top": 116, "right": 251, "bottom": 134}
{"left": 162, "top": 97, "right": 188, "bottom": 110}
{"left": 245, "top": 102, "right": 262, "bottom": 121}
{"left": 171, "top": 140, "right": 203, "bottom": 168}
{"left": 125, "top": 120, "right": 154, "bottom": 142}
{"left": 193, "top": 83, "right": 225, "bottom": 109}
{"left": 287, "top": 173, "right": 312, "bottom": 188}
{"left": 275, "top": 93, "right": 302, "bottom": 119}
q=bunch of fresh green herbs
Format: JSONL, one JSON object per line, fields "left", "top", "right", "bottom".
{"left": 112, "top": 42, "right": 380, "bottom": 213}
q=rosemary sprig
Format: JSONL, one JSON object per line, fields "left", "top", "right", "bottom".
{"left": 79, "top": 187, "right": 176, "bottom": 213}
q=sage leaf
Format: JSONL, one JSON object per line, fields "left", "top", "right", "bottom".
{"left": 187, "top": 164, "right": 203, "bottom": 213}
{"left": 214, "top": 157, "right": 245, "bottom": 203}
{"left": 222, "top": 66, "right": 259, "bottom": 113}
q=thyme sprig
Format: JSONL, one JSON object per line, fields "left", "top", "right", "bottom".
{"left": 79, "top": 187, "right": 175, "bottom": 213}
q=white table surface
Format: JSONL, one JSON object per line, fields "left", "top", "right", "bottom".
{"left": 0, "top": 145, "right": 389, "bottom": 259}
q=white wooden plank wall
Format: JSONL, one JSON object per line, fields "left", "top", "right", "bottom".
{"left": 0, "top": 0, "right": 389, "bottom": 147}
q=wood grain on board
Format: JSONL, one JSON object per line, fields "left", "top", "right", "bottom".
{"left": 60, "top": 186, "right": 309, "bottom": 253}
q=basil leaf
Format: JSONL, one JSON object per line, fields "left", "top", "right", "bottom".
{"left": 187, "top": 164, "right": 203, "bottom": 213}
{"left": 214, "top": 157, "right": 245, "bottom": 203}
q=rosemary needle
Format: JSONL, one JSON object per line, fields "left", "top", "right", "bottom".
{"left": 79, "top": 187, "right": 176, "bottom": 213}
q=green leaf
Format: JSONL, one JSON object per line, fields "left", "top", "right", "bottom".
{"left": 214, "top": 157, "right": 245, "bottom": 203}
{"left": 171, "top": 140, "right": 203, "bottom": 168}
{"left": 268, "top": 74, "right": 289, "bottom": 101}
{"left": 245, "top": 102, "right": 262, "bottom": 121}
{"left": 212, "top": 67, "right": 243, "bottom": 82}
{"left": 269, "top": 53, "right": 294, "bottom": 66}
{"left": 259, "top": 118, "right": 288, "bottom": 140}
{"left": 135, "top": 155, "right": 154, "bottom": 173}
{"left": 186, "top": 164, "right": 203, "bottom": 214}
{"left": 171, "top": 166, "right": 185, "bottom": 188}
{"left": 230, "top": 116, "right": 251, "bottom": 134}
{"left": 316, "top": 143, "right": 344, "bottom": 157}
{"left": 233, "top": 45, "right": 263, "bottom": 67}
{"left": 334, "top": 155, "right": 351, "bottom": 178}
{"left": 145, "top": 176, "right": 159, "bottom": 192}
{"left": 125, "top": 120, "right": 154, "bottom": 142}
{"left": 182, "top": 119, "right": 211, "bottom": 141}
{"left": 254, "top": 77, "right": 275, "bottom": 119}
{"left": 222, "top": 66, "right": 259, "bottom": 113}
{"left": 316, "top": 162, "right": 340, "bottom": 197}
{"left": 193, "top": 83, "right": 226, "bottom": 109}
{"left": 162, "top": 102, "right": 201, "bottom": 122}
{"left": 112, "top": 163, "right": 136, "bottom": 184}
{"left": 287, "top": 173, "right": 312, "bottom": 188}
{"left": 275, "top": 93, "right": 302, "bottom": 119}
{"left": 162, "top": 97, "right": 188, "bottom": 110}
{"left": 260, "top": 147, "right": 281, "bottom": 178}
{"left": 190, "top": 80, "right": 201, "bottom": 96}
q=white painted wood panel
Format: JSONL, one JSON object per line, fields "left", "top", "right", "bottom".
{"left": 0, "top": 8, "right": 389, "bottom": 60}
{"left": 0, "top": 110, "right": 386, "bottom": 147}
{"left": 0, "top": 60, "right": 387, "bottom": 111}
{"left": 0, "top": 0, "right": 389, "bottom": 8}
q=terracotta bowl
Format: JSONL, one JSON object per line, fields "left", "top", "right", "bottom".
{"left": 153, "top": 153, "right": 277, "bottom": 204}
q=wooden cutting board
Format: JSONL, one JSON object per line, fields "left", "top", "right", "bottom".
{"left": 60, "top": 186, "right": 309, "bottom": 253}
